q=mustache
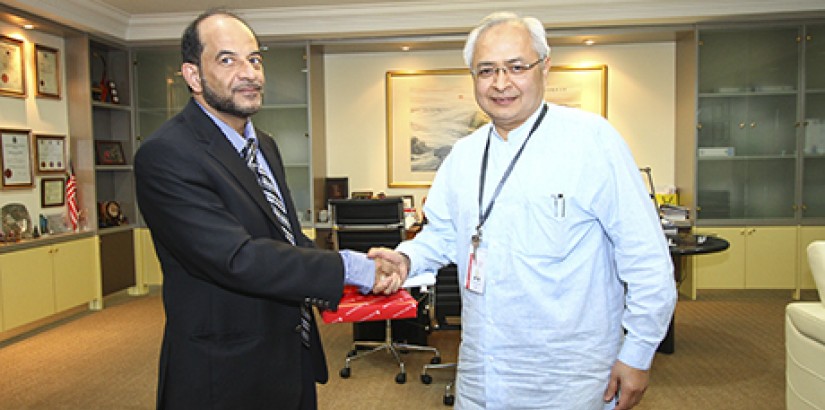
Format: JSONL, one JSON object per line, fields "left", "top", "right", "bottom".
{"left": 233, "top": 82, "right": 263, "bottom": 92}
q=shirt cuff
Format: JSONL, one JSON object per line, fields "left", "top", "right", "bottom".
{"left": 339, "top": 250, "right": 374, "bottom": 294}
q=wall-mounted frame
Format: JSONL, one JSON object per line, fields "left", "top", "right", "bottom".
{"left": 94, "top": 140, "right": 126, "bottom": 165}
{"left": 41, "top": 177, "right": 65, "bottom": 207}
{"left": 0, "top": 35, "right": 26, "bottom": 97}
{"left": 34, "top": 44, "right": 61, "bottom": 99}
{"left": 35, "top": 134, "right": 66, "bottom": 173}
{"left": 386, "top": 65, "right": 607, "bottom": 187}
{"left": 0, "top": 129, "right": 34, "bottom": 188}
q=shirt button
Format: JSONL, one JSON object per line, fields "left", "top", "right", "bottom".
{"left": 294, "top": 325, "right": 302, "bottom": 333}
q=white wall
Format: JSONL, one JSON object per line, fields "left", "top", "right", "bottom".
{"left": 0, "top": 22, "right": 69, "bottom": 226}
{"left": 324, "top": 42, "right": 676, "bottom": 209}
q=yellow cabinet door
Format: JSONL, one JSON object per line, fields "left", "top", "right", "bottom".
{"left": 695, "top": 227, "right": 746, "bottom": 289}
{"left": 0, "top": 247, "right": 56, "bottom": 330}
{"left": 53, "top": 237, "right": 99, "bottom": 311}
{"left": 744, "top": 226, "right": 796, "bottom": 289}
{"left": 799, "top": 226, "right": 825, "bottom": 290}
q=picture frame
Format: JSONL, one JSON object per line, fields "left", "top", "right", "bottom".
{"left": 94, "top": 140, "right": 126, "bottom": 165}
{"left": 0, "top": 129, "right": 34, "bottom": 188}
{"left": 35, "top": 134, "right": 66, "bottom": 173}
{"left": 0, "top": 35, "right": 26, "bottom": 97}
{"left": 324, "top": 177, "right": 349, "bottom": 203}
{"left": 351, "top": 191, "right": 373, "bottom": 200}
{"left": 41, "top": 177, "right": 65, "bottom": 207}
{"left": 385, "top": 65, "right": 607, "bottom": 187}
{"left": 34, "top": 44, "right": 61, "bottom": 99}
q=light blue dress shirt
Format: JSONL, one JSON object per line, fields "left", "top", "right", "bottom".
{"left": 198, "top": 103, "right": 375, "bottom": 294}
{"left": 396, "top": 103, "right": 676, "bottom": 409}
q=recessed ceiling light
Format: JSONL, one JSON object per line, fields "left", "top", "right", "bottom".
{"left": 23, "top": 24, "right": 34, "bottom": 30}
{"left": 401, "top": 46, "right": 410, "bottom": 51}
{"left": 584, "top": 39, "right": 595, "bottom": 46}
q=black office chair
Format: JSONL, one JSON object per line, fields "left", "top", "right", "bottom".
{"left": 420, "top": 264, "right": 461, "bottom": 405}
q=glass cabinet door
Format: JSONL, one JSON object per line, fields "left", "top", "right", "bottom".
{"left": 696, "top": 27, "right": 800, "bottom": 221}
{"left": 802, "top": 24, "right": 825, "bottom": 219}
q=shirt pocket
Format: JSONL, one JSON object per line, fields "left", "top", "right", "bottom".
{"left": 510, "top": 191, "right": 571, "bottom": 259}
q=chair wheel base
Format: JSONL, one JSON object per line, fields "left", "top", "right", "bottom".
{"left": 421, "top": 373, "right": 433, "bottom": 384}
{"left": 443, "top": 395, "right": 455, "bottom": 406}
{"left": 339, "top": 367, "right": 351, "bottom": 378}
{"left": 395, "top": 372, "right": 406, "bottom": 384}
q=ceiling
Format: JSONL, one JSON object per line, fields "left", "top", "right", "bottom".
{"left": 3, "top": 0, "right": 825, "bottom": 52}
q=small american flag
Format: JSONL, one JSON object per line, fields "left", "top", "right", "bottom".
{"left": 66, "top": 167, "right": 78, "bottom": 231}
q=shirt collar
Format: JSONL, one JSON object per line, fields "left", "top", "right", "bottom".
{"left": 195, "top": 101, "right": 258, "bottom": 154}
{"left": 490, "top": 103, "right": 547, "bottom": 144}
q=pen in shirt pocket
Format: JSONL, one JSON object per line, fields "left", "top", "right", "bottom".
{"left": 552, "top": 193, "right": 565, "bottom": 218}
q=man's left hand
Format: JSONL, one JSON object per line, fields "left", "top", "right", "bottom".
{"left": 603, "top": 360, "right": 649, "bottom": 410}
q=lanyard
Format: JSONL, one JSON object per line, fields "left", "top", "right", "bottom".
{"left": 476, "top": 104, "right": 548, "bottom": 237}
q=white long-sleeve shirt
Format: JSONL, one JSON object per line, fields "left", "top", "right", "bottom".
{"left": 397, "top": 103, "right": 676, "bottom": 409}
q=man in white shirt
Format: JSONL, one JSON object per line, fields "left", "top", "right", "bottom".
{"left": 370, "top": 11, "right": 676, "bottom": 410}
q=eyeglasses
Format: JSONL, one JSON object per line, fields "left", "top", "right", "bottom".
{"left": 471, "top": 58, "right": 544, "bottom": 80}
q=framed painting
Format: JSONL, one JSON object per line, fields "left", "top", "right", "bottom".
{"left": 0, "top": 35, "right": 26, "bottom": 97}
{"left": 386, "top": 65, "right": 607, "bottom": 187}
{"left": 41, "top": 177, "right": 66, "bottom": 207}
{"left": 35, "top": 134, "right": 66, "bottom": 173}
{"left": 0, "top": 129, "right": 34, "bottom": 188}
{"left": 34, "top": 44, "right": 61, "bottom": 98}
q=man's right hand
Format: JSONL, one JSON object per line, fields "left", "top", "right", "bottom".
{"left": 368, "top": 247, "right": 410, "bottom": 295}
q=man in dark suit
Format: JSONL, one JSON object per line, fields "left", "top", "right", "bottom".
{"left": 134, "top": 9, "right": 401, "bottom": 410}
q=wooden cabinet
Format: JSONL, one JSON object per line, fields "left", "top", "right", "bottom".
{"left": 134, "top": 228, "right": 162, "bottom": 286}
{"left": 694, "top": 226, "right": 797, "bottom": 290}
{"left": 0, "top": 237, "right": 99, "bottom": 332}
{"left": 798, "top": 226, "right": 825, "bottom": 291}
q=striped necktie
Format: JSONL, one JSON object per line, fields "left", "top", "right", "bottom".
{"left": 242, "top": 137, "right": 311, "bottom": 348}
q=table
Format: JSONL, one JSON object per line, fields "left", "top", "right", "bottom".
{"left": 657, "top": 233, "right": 730, "bottom": 354}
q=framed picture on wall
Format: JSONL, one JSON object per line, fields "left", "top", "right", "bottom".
{"left": 34, "top": 44, "right": 61, "bottom": 99}
{"left": 35, "top": 134, "right": 66, "bottom": 173}
{"left": 0, "top": 35, "right": 26, "bottom": 97}
{"left": 94, "top": 140, "right": 126, "bottom": 165}
{"left": 0, "top": 129, "right": 34, "bottom": 188}
{"left": 41, "top": 177, "right": 65, "bottom": 207}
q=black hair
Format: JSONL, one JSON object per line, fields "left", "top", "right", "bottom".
{"left": 180, "top": 8, "right": 259, "bottom": 66}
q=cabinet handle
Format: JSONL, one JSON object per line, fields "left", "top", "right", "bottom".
{"left": 802, "top": 204, "right": 808, "bottom": 212}
{"left": 697, "top": 122, "right": 703, "bottom": 130}
{"left": 750, "top": 122, "right": 756, "bottom": 128}
{"left": 739, "top": 123, "right": 746, "bottom": 129}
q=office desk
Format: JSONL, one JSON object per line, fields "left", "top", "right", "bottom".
{"left": 658, "top": 234, "right": 730, "bottom": 354}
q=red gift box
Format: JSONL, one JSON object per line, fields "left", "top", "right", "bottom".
{"left": 321, "top": 286, "right": 418, "bottom": 324}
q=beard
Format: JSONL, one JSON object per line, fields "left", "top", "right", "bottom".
{"left": 201, "top": 76, "right": 262, "bottom": 118}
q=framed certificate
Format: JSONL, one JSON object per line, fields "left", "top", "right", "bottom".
{"left": 0, "top": 35, "right": 26, "bottom": 97}
{"left": 35, "top": 134, "right": 66, "bottom": 173}
{"left": 0, "top": 129, "right": 34, "bottom": 188}
{"left": 35, "top": 44, "right": 60, "bottom": 98}
{"left": 41, "top": 177, "right": 66, "bottom": 207}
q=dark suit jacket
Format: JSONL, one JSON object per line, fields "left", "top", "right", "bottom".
{"left": 135, "top": 99, "right": 344, "bottom": 410}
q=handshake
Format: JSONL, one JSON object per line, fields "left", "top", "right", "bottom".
{"left": 367, "top": 247, "right": 410, "bottom": 295}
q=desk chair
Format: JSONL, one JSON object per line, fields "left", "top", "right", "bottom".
{"left": 338, "top": 274, "right": 442, "bottom": 384}
{"left": 420, "top": 264, "right": 461, "bottom": 405}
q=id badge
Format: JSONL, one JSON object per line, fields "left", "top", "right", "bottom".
{"left": 465, "top": 246, "right": 486, "bottom": 294}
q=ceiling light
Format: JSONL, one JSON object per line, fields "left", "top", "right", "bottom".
{"left": 401, "top": 46, "right": 410, "bottom": 51}
{"left": 583, "top": 39, "right": 595, "bottom": 46}
{"left": 23, "top": 24, "right": 34, "bottom": 30}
